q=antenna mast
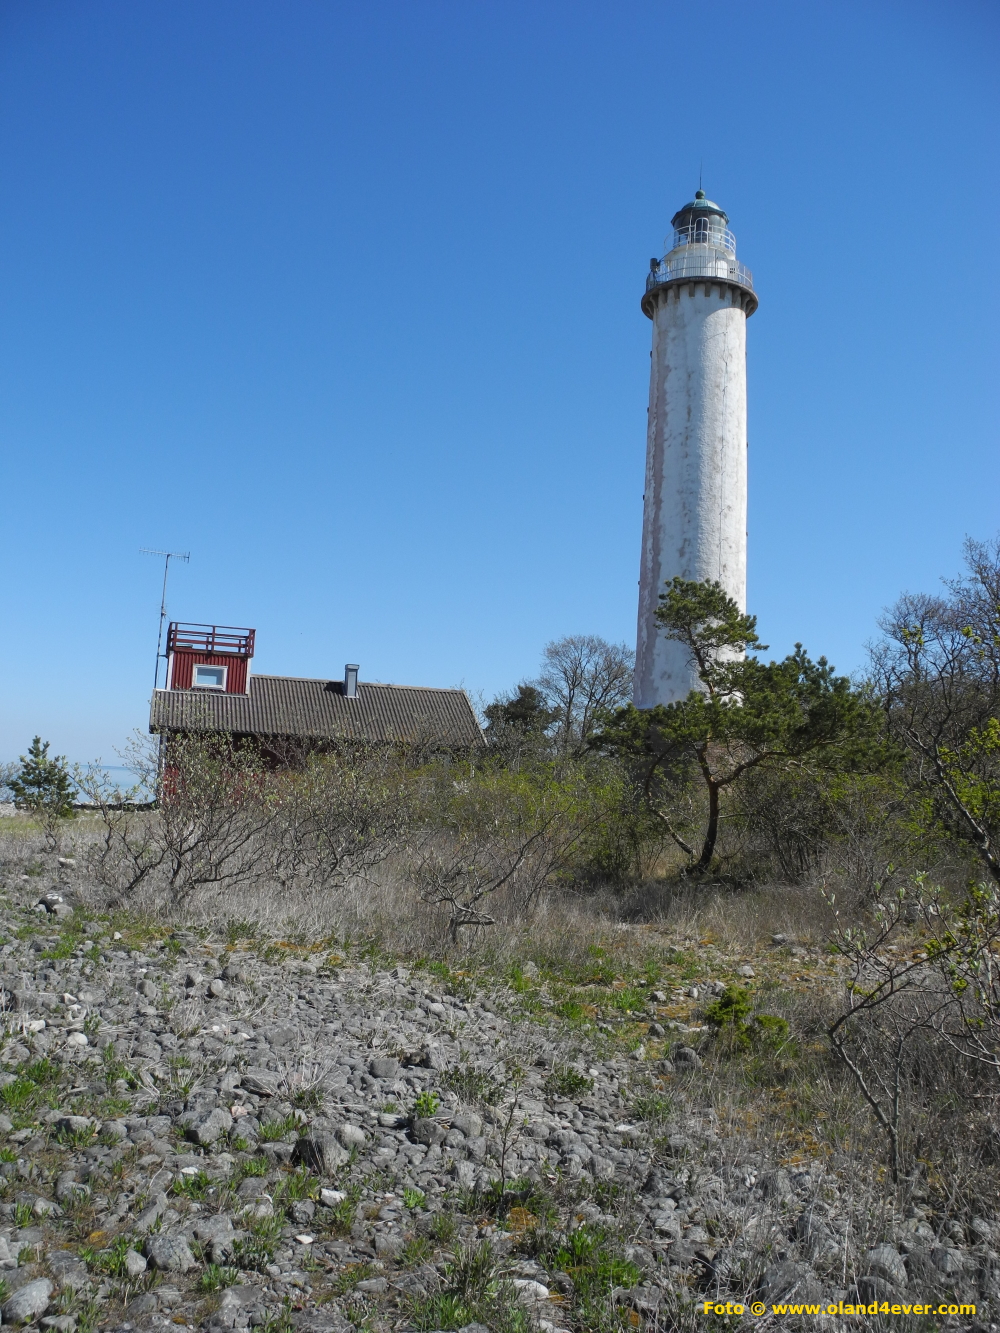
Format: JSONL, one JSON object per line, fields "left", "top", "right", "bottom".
{"left": 140, "top": 549, "right": 190, "bottom": 691}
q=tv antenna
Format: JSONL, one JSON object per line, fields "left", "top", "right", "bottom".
{"left": 140, "top": 548, "right": 190, "bottom": 691}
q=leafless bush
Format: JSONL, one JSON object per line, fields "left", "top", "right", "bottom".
{"left": 874, "top": 534, "right": 1000, "bottom": 885}
{"left": 265, "top": 745, "right": 410, "bottom": 893}
{"left": 78, "top": 732, "right": 411, "bottom": 912}
{"left": 828, "top": 880, "right": 1000, "bottom": 1182}
{"left": 412, "top": 767, "right": 600, "bottom": 945}
{"left": 78, "top": 733, "right": 276, "bottom": 906}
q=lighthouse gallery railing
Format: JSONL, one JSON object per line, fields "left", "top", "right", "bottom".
{"left": 646, "top": 250, "right": 754, "bottom": 293}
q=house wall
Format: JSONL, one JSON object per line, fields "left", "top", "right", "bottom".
{"left": 167, "top": 651, "right": 250, "bottom": 695}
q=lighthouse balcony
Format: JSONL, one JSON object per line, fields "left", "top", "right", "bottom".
{"left": 645, "top": 251, "right": 754, "bottom": 295}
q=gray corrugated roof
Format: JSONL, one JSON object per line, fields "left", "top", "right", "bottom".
{"left": 150, "top": 674, "right": 483, "bottom": 748}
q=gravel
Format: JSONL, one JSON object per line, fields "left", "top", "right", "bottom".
{"left": 0, "top": 863, "right": 990, "bottom": 1332}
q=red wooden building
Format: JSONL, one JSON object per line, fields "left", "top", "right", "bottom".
{"left": 150, "top": 622, "right": 483, "bottom": 751}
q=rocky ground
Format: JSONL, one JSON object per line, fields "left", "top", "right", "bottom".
{"left": 0, "top": 854, "right": 995, "bottom": 1332}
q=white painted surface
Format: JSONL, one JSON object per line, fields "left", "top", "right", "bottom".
{"left": 634, "top": 256, "right": 750, "bottom": 707}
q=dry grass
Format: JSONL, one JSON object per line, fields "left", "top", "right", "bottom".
{"left": 4, "top": 816, "right": 999, "bottom": 1245}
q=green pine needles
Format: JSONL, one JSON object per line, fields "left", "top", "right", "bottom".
{"left": 9, "top": 736, "right": 76, "bottom": 848}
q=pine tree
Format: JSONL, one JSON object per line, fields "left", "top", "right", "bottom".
{"left": 598, "top": 579, "right": 878, "bottom": 874}
{"left": 10, "top": 737, "right": 76, "bottom": 848}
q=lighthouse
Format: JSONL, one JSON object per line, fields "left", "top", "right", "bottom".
{"left": 634, "top": 190, "right": 758, "bottom": 708}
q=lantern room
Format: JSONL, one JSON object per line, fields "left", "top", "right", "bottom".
{"left": 166, "top": 622, "right": 255, "bottom": 695}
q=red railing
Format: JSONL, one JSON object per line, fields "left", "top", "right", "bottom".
{"left": 167, "top": 622, "right": 256, "bottom": 657}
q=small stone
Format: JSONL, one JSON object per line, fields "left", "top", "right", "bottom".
{"left": 736, "top": 964, "right": 755, "bottom": 978}
{"left": 208, "top": 979, "right": 226, "bottom": 998}
{"left": 293, "top": 1133, "right": 348, "bottom": 1176}
{"left": 451, "top": 1112, "right": 483, "bottom": 1138}
{"left": 452, "top": 1160, "right": 477, "bottom": 1190}
{"left": 145, "top": 1233, "right": 196, "bottom": 1273}
{"left": 241, "top": 1070, "right": 279, "bottom": 1097}
{"left": 66, "top": 1032, "right": 88, "bottom": 1048}
{"left": 930, "top": 1245, "right": 965, "bottom": 1275}
{"left": 55, "top": 1174, "right": 91, "bottom": 1203}
{"left": 368, "top": 1057, "right": 399, "bottom": 1080}
{"left": 134, "top": 1192, "right": 168, "bottom": 1232}
{"left": 411, "top": 1117, "right": 447, "bottom": 1146}
{"left": 761, "top": 1260, "right": 821, "bottom": 1304}
{"left": 671, "top": 1045, "right": 702, "bottom": 1069}
{"left": 336, "top": 1123, "right": 366, "bottom": 1149}
{"left": 648, "top": 1022, "right": 666, "bottom": 1038}
{"left": 757, "top": 1166, "right": 791, "bottom": 1198}
{"left": 54, "top": 1115, "right": 94, "bottom": 1135}
{"left": 124, "top": 1249, "right": 147, "bottom": 1278}
{"left": 186, "top": 1106, "right": 232, "bottom": 1147}
{"left": 319, "top": 1188, "right": 346, "bottom": 1207}
{"left": 419, "top": 1043, "right": 448, "bottom": 1070}
{"left": 512, "top": 1278, "right": 550, "bottom": 1304}
{"left": 3, "top": 1277, "right": 54, "bottom": 1323}
{"left": 865, "top": 1243, "right": 907, "bottom": 1287}
{"left": 355, "top": 1278, "right": 388, "bottom": 1294}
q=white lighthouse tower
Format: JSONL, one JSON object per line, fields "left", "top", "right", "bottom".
{"left": 634, "top": 190, "right": 758, "bottom": 707}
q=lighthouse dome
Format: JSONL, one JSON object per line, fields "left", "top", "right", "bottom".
{"left": 670, "top": 190, "right": 729, "bottom": 230}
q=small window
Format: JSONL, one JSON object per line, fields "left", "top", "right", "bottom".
{"left": 193, "top": 664, "right": 227, "bottom": 690}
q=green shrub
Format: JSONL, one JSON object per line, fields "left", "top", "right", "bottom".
{"left": 258, "top": 1114, "right": 297, "bottom": 1141}
{"left": 543, "top": 1065, "right": 593, "bottom": 1098}
{"left": 413, "top": 1090, "right": 440, "bottom": 1118}
{"left": 199, "top": 1264, "right": 239, "bottom": 1292}
{"left": 238, "top": 1154, "right": 270, "bottom": 1178}
{"left": 172, "top": 1169, "right": 211, "bottom": 1200}
{"left": 704, "top": 985, "right": 790, "bottom": 1053}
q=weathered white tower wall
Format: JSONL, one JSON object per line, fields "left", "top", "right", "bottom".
{"left": 634, "top": 193, "right": 757, "bottom": 708}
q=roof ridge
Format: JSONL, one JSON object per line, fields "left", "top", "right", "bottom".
{"left": 250, "top": 674, "right": 468, "bottom": 694}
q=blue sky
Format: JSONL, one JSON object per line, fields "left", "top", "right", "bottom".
{"left": 1, "top": 0, "right": 997, "bottom": 765}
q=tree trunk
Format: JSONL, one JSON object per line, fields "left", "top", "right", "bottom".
{"left": 695, "top": 778, "right": 720, "bottom": 873}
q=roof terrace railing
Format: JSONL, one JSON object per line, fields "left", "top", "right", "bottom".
{"left": 647, "top": 252, "right": 754, "bottom": 294}
{"left": 167, "top": 622, "right": 256, "bottom": 657}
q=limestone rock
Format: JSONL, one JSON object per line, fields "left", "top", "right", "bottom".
{"left": 293, "top": 1133, "right": 348, "bottom": 1176}
{"left": 145, "top": 1233, "right": 196, "bottom": 1273}
{"left": 186, "top": 1106, "right": 232, "bottom": 1146}
{"left": 3, "top": 1278, "right": 54, "bottom": 1323}
{"left": 865, "top": 1243, "right": 907, "bottom": 1288}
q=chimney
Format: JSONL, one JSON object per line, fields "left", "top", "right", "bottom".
{"left": 344, "top": 664, "right": 359, "bottom": 699}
